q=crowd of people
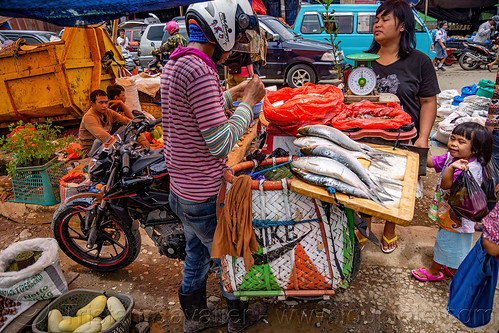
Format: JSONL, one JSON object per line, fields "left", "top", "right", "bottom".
{"left": 73, "top": 0, "right": 499, "bottom": 330}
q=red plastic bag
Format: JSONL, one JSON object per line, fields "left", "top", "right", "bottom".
{"left": 65, "top": 142, "right": 82, "bottom": 159}
{"left": 449, "top": 169, "right": 489, "bottom": 222}
{"left": 262, "top": 83, "right": 343, "bottom": 135}
{"left": 330, "top": 100, "right": 412, "bottom": 130}
{"left": 251, "top": 0, "right": 267, "bottom": 15}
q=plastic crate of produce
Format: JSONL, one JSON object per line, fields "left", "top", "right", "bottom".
{"left": 32, "top": 289, "right": 134, "bottom": 333}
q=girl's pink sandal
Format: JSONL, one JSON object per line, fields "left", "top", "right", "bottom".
{"left": 441, "top": 265, "right": 455, "bottom": 278}
{"left": 411, "top": 267, "right": 445, "bottom": 282}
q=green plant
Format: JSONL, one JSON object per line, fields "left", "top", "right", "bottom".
{"left": 317, "top": 0, "right": 344, "bottom": 83}
{"left": 0, "top": 120, "right": 73, "bottom": 176}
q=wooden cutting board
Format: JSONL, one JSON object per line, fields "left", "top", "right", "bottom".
{"left": 290, "top": 145, "right": 419, "bottom": 226}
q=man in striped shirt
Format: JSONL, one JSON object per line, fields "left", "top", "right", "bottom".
{"left": 161, "top": 0, "right": 266, "bottom": 332}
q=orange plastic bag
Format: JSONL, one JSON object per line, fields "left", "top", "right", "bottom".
{"left": 330, "top": 100, "right": 412, "bottom": 130}
{"left": 262, "top": 83, "right": 343, "bottom": 135}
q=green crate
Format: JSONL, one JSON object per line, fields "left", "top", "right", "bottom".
{"left": 11, "top": 157, "right": 67, "bottom": 206}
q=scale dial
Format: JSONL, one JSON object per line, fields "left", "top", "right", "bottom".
{"left": 347, "top": 66, "right": 377, "bottom": 96}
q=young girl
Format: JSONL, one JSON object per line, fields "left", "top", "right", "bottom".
{"left": 412, "top": 122, "right": 493, "bottom": 281}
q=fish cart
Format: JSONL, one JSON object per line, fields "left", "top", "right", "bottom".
{"left": 218, "top": 157, "right": 361, "bottom": 299}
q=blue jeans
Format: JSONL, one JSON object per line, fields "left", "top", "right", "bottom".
{"left": 169, "top": 191, "right": 237, "bottom": 300}
{"left": 493, "top": 130, "right": 499, "bottom": 168}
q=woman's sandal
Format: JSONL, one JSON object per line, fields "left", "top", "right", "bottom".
{"left": 381, "top": 235, "right": 398, "bottom": 254}
{"left": 411, "top": 267, "right": 445, "bottom": 282}
{"left": 441, "top": 265, "right": 455, "bottom": 278}
{"left": 355, "top": 230, "right": 367, "bottom": 251}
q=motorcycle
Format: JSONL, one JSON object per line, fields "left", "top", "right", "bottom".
{"left": 459, "top": 42, "right": 497, "bottom": 70}
{"left": 52, "top": 116, "right": 185, "bottom": 272}
{"left": 147, "top": 52, "right": 163, "bottom": 75}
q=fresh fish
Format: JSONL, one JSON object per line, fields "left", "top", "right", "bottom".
{"left": 291, "top": 156, "right": 385, "bottom": 206}
{"left": 297, "top": 125, "right": 390, "bottom": 157}
{"left": 292, "top": 168, "right": 372, "bottom": 200}
{"left": 300, "top": 144, "right": 390, "bottom": 196}
{"left": 293, "top": 137, "right": 371, "bottom": 161}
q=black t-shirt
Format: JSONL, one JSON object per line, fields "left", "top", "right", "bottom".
{"left": 225, "top": 52, "right": 252, "bottom": 75}
{"left": 371, "top": 49, "right": 440, "bottom": 131}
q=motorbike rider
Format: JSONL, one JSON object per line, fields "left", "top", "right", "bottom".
{"left": 473, "top": 16, "right": 499, "bottom": 44}
{"left": 151, "top": 20, "right": 187, "bottom": 62}
{"left": 160, "top": 0, "right": 266, "bottom": 332}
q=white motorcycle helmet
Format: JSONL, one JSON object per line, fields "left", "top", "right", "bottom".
{"left": 186, "top": 0, "right": 259, "bottom": 62}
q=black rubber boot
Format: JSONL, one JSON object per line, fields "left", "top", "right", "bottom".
{"left": 178, "top": 287, "right": 228, "bottom": 333}
{"left": 226, "top": 299, "right": 267, "bottom": 333}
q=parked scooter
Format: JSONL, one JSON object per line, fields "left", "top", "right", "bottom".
{"left": 52, "top": 116, "right": 186, "bottom": 271}
{"left": 459, "top": 42, "right": 497, "bottom": 70}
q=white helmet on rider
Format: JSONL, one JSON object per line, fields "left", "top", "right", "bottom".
{"left": 186, "top": 0, "right": 259, "bottom": 61}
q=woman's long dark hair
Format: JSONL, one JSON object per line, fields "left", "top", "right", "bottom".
{"left": 366, "top": 0, "right": 416, "bottom": 60}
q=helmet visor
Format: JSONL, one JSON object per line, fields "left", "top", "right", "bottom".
{"left": 232, "top": 29, "right": 260, "bottom": 53}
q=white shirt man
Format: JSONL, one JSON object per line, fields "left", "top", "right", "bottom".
{"left": 473, "top": 16, "right": 499, "bottom": 43}
{"left": 116, "top": 29, "right": 129, "bottom": 55}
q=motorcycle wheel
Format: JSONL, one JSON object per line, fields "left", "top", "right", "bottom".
{"left": 52, "top": 198, "right": 141, "bottom": 272}
{"left": 459, "top": 52, "right": 480, "bottom": 70}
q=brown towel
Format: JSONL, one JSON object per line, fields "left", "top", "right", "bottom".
{"left": 212, "top": 175, "right": 258, "bottom": 271}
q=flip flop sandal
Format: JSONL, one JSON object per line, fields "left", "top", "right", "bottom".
{"left": 411, "top": 267, "right": 445, "bottom": 282}
{"left": 381, "top": 235, "right": 398, "bottom": 254}
{"left": 441, "top": 265, "right": 455, "bottom": 278}
{"left": 355, "top": 230, "right": 368, "bottom": 251}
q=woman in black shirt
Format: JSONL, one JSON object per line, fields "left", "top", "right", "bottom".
{"left": 361, "top": 0, "right": 440, "bottom": 253}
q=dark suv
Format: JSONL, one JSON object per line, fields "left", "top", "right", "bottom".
{"left": 163, "top": 16, "right": 342, "bottom": 87}
{"left": 1, "top": 30, "right": 58, "bottom": 44}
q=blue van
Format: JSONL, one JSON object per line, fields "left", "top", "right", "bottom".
{"left": 293, "top": 4, "right": 436, "bottom": 65}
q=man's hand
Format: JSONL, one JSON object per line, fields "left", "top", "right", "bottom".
{"left": 109, "top": 100, "right": 123, "bottom": 109}
{"left": 241, "top": 75, "right": 266, "bottom": 108}
{"left": 228, "top": 80, "right": 250, "bottom": 100}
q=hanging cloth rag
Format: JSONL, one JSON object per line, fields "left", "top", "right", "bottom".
{"left": 212, "top": 175, "right": 258, "bottom": 271}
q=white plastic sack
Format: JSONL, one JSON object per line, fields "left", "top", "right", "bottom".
{"left": 433, "top": 111, "right": 467, "bottom": 144}
{"left": 455, "top": 116, "right": 487, "bottom": 126}
{"left": 116, "top": 76, "right": 142, "bottom": 112}
{"left": 437, "top": 104, "right": 458, "bottom": 118}
{"left": 437, "top": 89, "right": 459, "bottom": 106}
{"left": 0, "top": 238, "right": 67, "bottom": 301}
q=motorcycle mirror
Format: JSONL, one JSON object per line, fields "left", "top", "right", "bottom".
{"left": 151, "top": 42, "right": 155, "bottom": 48}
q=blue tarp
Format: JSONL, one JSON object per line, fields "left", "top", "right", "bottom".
{"left": 0, "top": 0, "right": 206, "bottom": 26}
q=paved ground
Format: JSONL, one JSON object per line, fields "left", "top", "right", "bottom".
{"left": 1, "top": 64, "right": 498, "bottom": 333}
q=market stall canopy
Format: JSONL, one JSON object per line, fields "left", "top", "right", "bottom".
{"left": 415, "top": 0, "right": 498, "bottom": 24}
{"left": 0, "top": 0, "right": 205, "bottom": 26}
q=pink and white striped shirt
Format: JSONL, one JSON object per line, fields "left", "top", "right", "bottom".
{"left": 161, "top": 46, "right": 252, "bottom": 201}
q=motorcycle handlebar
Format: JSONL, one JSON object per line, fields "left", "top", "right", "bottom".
{"left": 122, "top": 151, "right": 130, "bottom": 176}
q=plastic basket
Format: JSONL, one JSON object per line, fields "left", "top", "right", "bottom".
{"left": 11, "top": 157, "right": 68, "bottom": 205}
{"left": 218, "top": 157, "right": 360, "bottom": 298}
{"left": 32, "top": 289, "right": 134, "bottom": 333}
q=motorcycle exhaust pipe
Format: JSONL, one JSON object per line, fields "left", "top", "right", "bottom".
{"left": 464, "top": 52, "right": 484, "bottom": 62}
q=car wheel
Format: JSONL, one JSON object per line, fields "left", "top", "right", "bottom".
{"left": 286, "top": 64, "right": 316, "bottom": 88}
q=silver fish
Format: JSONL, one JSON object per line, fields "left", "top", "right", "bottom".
{"left": 297, "top": 125, "right": 389, "bottom": 157}
{"left": 292, "top": 168, "right": 372, "bottom": 200}
{"left": 300, "top": 144, "right": 389, "bottom": 196}
{"left": 293, "top": 136, "right": 371, "bottom": 161}
{"left": 291, "top": 156, "right": 385, "bottom": 206}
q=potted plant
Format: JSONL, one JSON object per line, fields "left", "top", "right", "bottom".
{"left": 0, "top": 120, "right": 73, "bottom": 205}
